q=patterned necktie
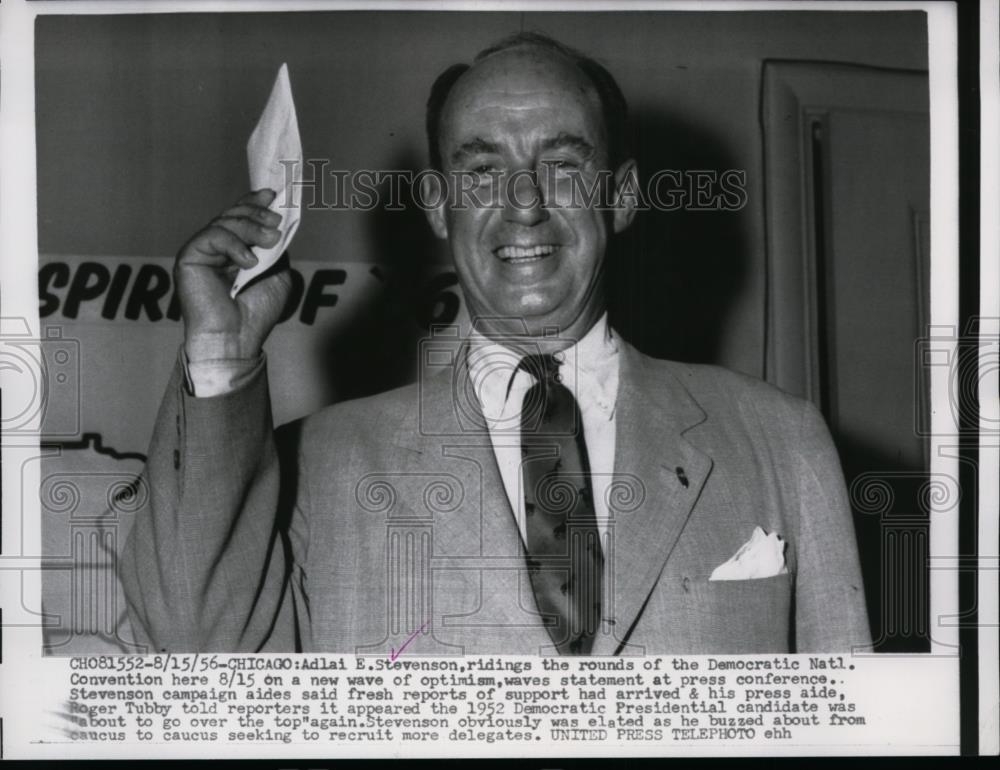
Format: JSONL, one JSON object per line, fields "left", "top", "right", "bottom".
{"left": 517, "top": 353, "right": 603, "bottom": 655}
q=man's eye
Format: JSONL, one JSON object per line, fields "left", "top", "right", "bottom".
{"left": 472, "top": 164, "right": 496, "bottom": 174}
{"left": 541, "top": 159, "right": 581, "bottom": 175}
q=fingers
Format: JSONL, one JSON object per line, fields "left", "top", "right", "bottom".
{"left": 226, "top": 204, "right": 283, "bottom": 228}
{"left": 186, "top": 225, "right": 261, "bottom": 269}
{"left": 216, "top": 189, "right": 284, "bottom": 249}
{"left": 213, "top": 214, "right": 281, "bottom": 249}
{"left": 178, "top": 189, "right": 285, "bottom": 270}
{"left": 235, "top": 188, "right": 278, "bottom": 208}
{"left": 230, "top": 189, "right": 283, "bottom": 228}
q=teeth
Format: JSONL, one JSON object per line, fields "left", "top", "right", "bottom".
{"left": 496, "top": 244, "right": 557, "bottom": 260}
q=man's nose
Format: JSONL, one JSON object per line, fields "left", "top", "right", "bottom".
{"left": 501, "top": 169, "right": 550, "bottom": 226}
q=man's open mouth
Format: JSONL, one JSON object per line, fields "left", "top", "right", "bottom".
{"left": 494, "top": 244, "right": 559, "bottom": 263}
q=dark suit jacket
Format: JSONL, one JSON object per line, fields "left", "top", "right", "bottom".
{"left": 122, "top": 339, "right": 871, "bottom": 654}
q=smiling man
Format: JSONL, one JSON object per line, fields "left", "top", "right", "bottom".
{"left": 122, "top": 32, "right": 871, "bottom": 655}
{"left": 423, "top": 37, "right": 636, "bottom": 346}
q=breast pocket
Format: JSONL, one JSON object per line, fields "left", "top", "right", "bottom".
{"left": 684, "top": 572, "right": 794, "bottom": 653}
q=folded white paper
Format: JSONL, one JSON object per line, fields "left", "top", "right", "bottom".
{"left": 709, "top": 526, "right": 789, "bottom": 581}
{"left": 231, "top": 63, "right": 302, "bottom": 297}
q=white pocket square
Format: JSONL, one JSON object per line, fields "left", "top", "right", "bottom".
{"left": 709, "top": 526, "right": 789, "bottom": 581}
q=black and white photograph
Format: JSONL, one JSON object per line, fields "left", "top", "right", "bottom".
{"left": 0, "top": 0, "right": 994, "bottom": 760}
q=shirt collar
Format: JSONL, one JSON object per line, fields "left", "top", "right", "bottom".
{"left": 466, "top": 314, "right": 620, "bottom": 425}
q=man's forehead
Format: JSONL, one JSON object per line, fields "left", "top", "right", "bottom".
{"left": 454, "top": 48, "right": 597, "bottom": 106}
{"left": 449, "top": 90, "right": 597, "bottom": 129}
{"left": 441, "top": 47, "right": 604, "bottom": 140}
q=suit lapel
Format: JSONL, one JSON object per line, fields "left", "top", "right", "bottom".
{"left": 393, "top": 340, "right": 514, "bottom": 560}
{"left": 592, "top": 343, "right": 714, "bottom": 655}
{"left": 390, "top": 341, "right": 550, "bottom": 652}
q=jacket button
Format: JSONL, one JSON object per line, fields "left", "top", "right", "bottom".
{"left": 682, "top": 577, "right": 691, "bottom": 593}
{"left": 173, "top": 449, "right": 180, "bottom": 470}
{"left": 176, "top": 414, "right": 181, "bottom": 435}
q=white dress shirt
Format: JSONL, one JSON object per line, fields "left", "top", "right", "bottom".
{"left": 466, "top": 314, "right": 620, "bottom": 548}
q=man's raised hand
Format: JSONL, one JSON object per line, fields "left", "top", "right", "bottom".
{"left": 174, "top": 189, "right": 293, "bottom": 362}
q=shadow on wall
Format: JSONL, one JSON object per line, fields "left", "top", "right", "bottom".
{"left": 608, "top": 108, "right": 748, "bottom": 364}
{"left": 313, "top": 149, "right": 447, "bottom": 404}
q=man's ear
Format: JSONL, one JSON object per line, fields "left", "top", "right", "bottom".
{"left": 422, "top": 172, "right": 449, "bottom": 240}
{"left": 611, "top": 158, "right": 639, "bottom": 234}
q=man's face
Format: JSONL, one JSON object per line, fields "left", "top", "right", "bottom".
{"left": 425, "top": 46, "right": 636, "bottom": 342}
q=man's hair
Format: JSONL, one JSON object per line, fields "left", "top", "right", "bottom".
{"left": 426, "top": 31, "right": 630, "bottom": 171}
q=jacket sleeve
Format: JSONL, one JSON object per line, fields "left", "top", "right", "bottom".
{"left": 793, "top": 399, "right": 873, "bottom": 652}
{"left": 120, "top": 350, "right": 304, "bottom": 653}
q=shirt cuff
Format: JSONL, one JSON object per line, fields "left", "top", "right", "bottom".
{"left": 182, "top": 349, "right": 264, "bottom": 397}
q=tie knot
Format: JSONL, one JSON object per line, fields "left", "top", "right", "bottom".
{"left": 517, "top": 353, "right": 560, "bottom": 384}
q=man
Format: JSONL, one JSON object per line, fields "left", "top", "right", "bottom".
{"left": 122, "top": 33, "right": 871, "bottom": 655}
